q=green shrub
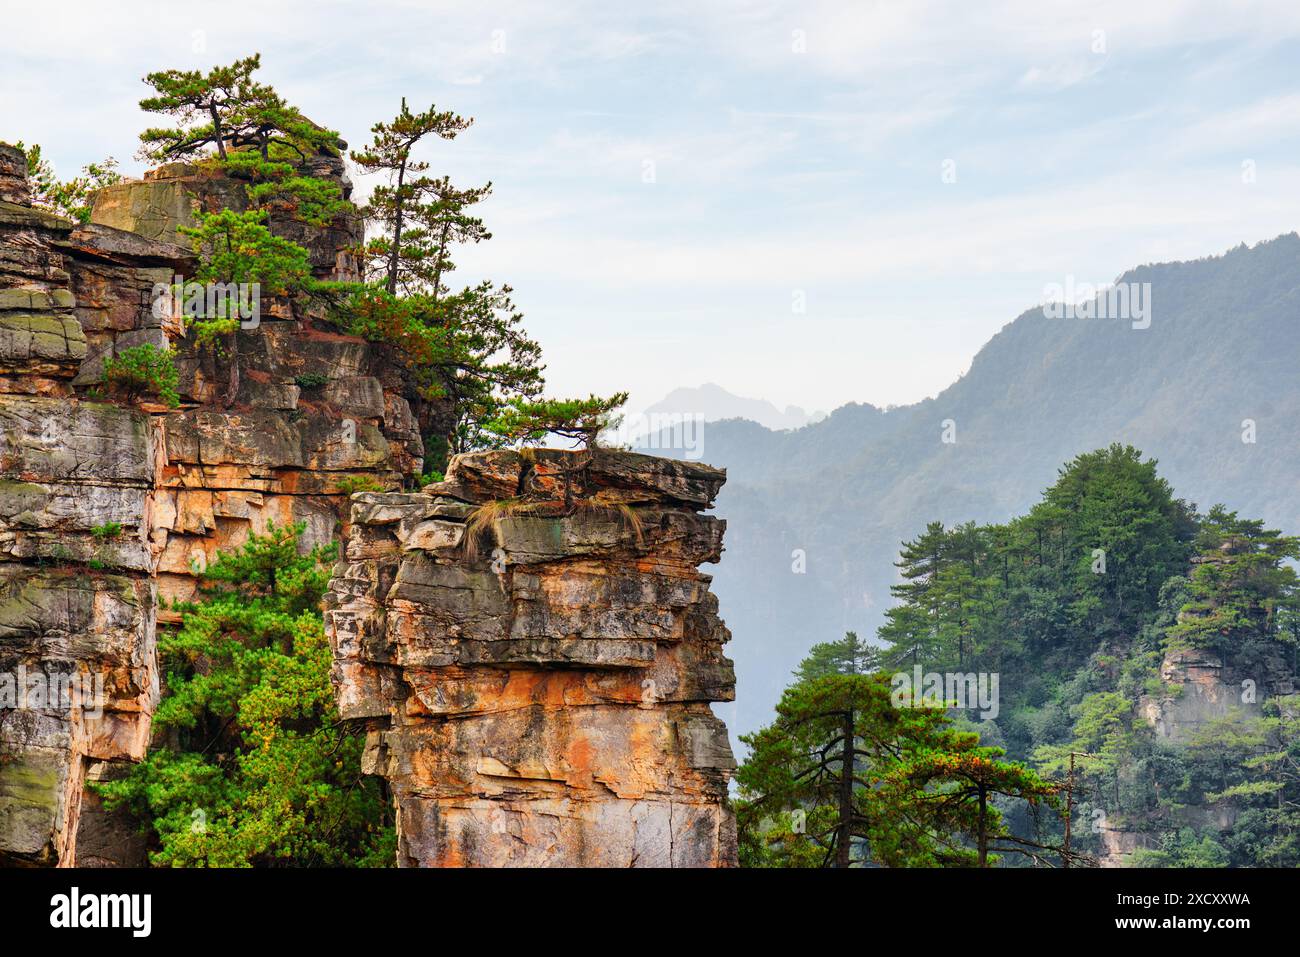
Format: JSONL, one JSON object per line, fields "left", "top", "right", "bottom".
{"left": 102, "top": 343, "right": 180, "bottom": 407}
{"left": 337, "top": 475, "right": 383, "bottom": 495}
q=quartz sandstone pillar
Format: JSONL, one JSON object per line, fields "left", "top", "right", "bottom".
{"left": 326, "top": 448, "right": 738, "bottom": 866}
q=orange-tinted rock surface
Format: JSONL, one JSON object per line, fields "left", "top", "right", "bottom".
{"left": 0, "top": 141, "right": 426, "bottom": 864}
{"left": 326, "top": 449, "right": 738, "bottom": 866}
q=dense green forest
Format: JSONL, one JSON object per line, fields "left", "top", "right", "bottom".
{"left": 737, "top": 445, "right": 1300, "bottom": 866}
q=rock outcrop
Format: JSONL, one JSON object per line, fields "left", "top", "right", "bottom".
{"left": 325, "top": 448, "right": 738, "bottom": 866}
{"left": 0, "top": 141, "right": 427, "bottom": 864}
{"left": 1109, "top": 544, "right": 1297, "bottom": 866}
{"left": 1137, "top": 648, "right": 1263, "bottom": 744}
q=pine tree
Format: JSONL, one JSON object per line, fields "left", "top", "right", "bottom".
{"left": 882, "top": 735, "right": 1064, "bottom": 866}
{"left": 485, "top": 393, "right": 629, "bottom": 450}
{"left": 178, "top": 208, "right": 312, "bottom": 404}
{"left": 736, "top": 668, "right": 1068, "bottom": 867}
{"left": 879, "top": 521, "right": 951, "bottom": 667}
{"left": 16, "top": 142, "right": 120, "bottom": 223}
{"left": 139, "top": 54, "right": 342, "bottom": 164}
{"left": 93, "top": 524, "right": 393, "bottom": 867}
{"left": 793, "top": 631, "right": 879, "bottom": 682}
{"left": 346, "top": 98, "right": 546, "bottom": 474}
{"left": 1166, "top": 505, "right": 1300, "bottom": 657}
{"left": 137, "top": 54, "right": 263, "bottom": 161}
{"left": 349, "top": 98, "right": 477, "bottom": 296}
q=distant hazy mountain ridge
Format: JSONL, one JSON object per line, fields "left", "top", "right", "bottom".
{"left": 639, "top": 382, "right": 826, "bottom": 433}
{"left": 644, "top": 233, "right": 1300, "bottom": 742}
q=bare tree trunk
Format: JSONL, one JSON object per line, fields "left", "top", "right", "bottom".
{"left": 387, "top": 160, "right": 406, "bottom": 296}
{"left": 431, "top": 220, "right": 450, "bottom": 302}
{"left": 209, "top": 103, "right": 226, "bottom": 160}
{"left": 223, "top": 330, "right": 240, "bottom": 407}
{"left": 836, "top": 708, "right": 854, "bottom": 868}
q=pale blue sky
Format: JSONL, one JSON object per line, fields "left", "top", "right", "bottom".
{"left": 5, "top": 0, "right": 1300, "bottom": 414}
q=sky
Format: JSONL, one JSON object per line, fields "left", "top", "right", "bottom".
{"left": 4, "top": 0, "right": 1300, "bottom": 416}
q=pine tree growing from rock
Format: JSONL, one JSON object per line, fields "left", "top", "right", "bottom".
{"left": 137, "top": 54, "right": 264, "bottom": 162}
{"left": 345, "top": 97, "right": 546, "bottom": 474}
{"left": 350, "top": 98, "right": 477, "bottom": 296}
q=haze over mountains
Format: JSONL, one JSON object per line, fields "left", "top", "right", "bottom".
{"left": 636, "top": 383, "right": 826, "bottom": 433}
{"left": 645, "top": 233, "right": 1300, "bottom": 744}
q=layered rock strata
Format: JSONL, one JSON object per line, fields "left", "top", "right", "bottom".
{"left": 0, "top": 143, "right": 158, "bottom": 865}
{"left": 325, "top": 448, "right": 738, "bottom": 867}
{"left": 0, "top": 141, "right": 426, "bottom": 864}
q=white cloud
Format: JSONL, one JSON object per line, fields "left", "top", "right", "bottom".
{"left": 4, "top": 0, "right": 1299, "bottom": 413}
{"left": 1017, "top": 59, "right": 1104, "bottom": 91}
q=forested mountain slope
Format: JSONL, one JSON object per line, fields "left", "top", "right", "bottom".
{"left": 656, "top": 234, "right": 1300, "bottom": 741}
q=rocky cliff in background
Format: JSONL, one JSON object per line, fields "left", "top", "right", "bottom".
{"left": 0, "top": 142, "right": 426, "bottom": 865}
{"left": 325, "top": 448, "right": 738, "bottom": 866}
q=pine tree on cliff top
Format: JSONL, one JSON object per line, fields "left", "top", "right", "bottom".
{"left": 137, "top": 54, "right": 262, "bottom": 162}
{"left": 345, "top": 97, "right": 547, "bottom": 471}
{"left": 1166, "top": 505, "right": 1300, "bottom": 657}
{"left": 485, "top": 392, "right": 630, "bottom": 451}
{"left": 138, "top": 53, "right": 341, "bottom": 164}
{"left": 349, "top": 97, "right": 479, "bottom": 297}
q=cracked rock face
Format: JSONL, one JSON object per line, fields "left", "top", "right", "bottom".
{"left": 0, "top": 143, "right": 160, "bottom": 864}
{"left": 326, "top": 448, "right": 738, "bottom": 867}
{"left": 0, "top": 142, "right": 428, "bottom": 864}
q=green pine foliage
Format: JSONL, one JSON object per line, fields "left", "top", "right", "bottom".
{"left": 173, "top": 207, "right": 314, "bottom": 406}
{"left": 16, "top": 141, "right": 120, "bottom": 223}
{"left": 349, "top": 97, "right": 478, "bottom": 297}
{"left": 221, "top": 150, "right": 349, "bottom": 227}
{"left": 848, "top": 443, "right": 1300, "bottom": 867}
{"left": 876, "top": 445, "right": 1198, "bottom": 677}
{"left": 1165, "top": 505, "right": 1300, "bottom": 657}
{"left": 93, "top": 524, "right": 393, "bottom": 867}
{"left": 791, "top": 631, "right": 880, "bottom": 683}
{"left": 485, "top": 392, "right": 630, "bottom": 449}
{"left": 139, "top": 53, "right": 349, "bottom": 246}
{"left": 134, "top": 66, "right": 557, "bottom": 471}
{"left": 344, "top": 97, "right": 547, "bottom": 470}
{"left": 101, "top": 343, "right": 180, "bottom": 408}
{"left": 138, "top": 53, "right": 340, "bottom": 164}
{"left": 180, "top": 207, "right": 312, "bottom": 299}
{"left": 736, "top": 667, "right": 1063, "bottom": 867}
{"left": 326, "top": 283, "right": 545, "bottom": 462}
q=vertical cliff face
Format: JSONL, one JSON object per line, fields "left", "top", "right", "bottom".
{"left": 81, "top": 157, "right": 423, "bottom": 619}
{"left": 326, "top": 448, "right": 739, "bottom": 866}
{"left": 0, "top": 142, "right": 427, "bottom": 864}
{"left": 2, "top": 139, "right": 737, "bottom": 868}
{"left": 0, "top": 143, "right": 159, "bottom": 865}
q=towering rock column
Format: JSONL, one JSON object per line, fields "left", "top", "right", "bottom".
{"left": 326, "top": 448, "right": 738, "bottom": 866}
